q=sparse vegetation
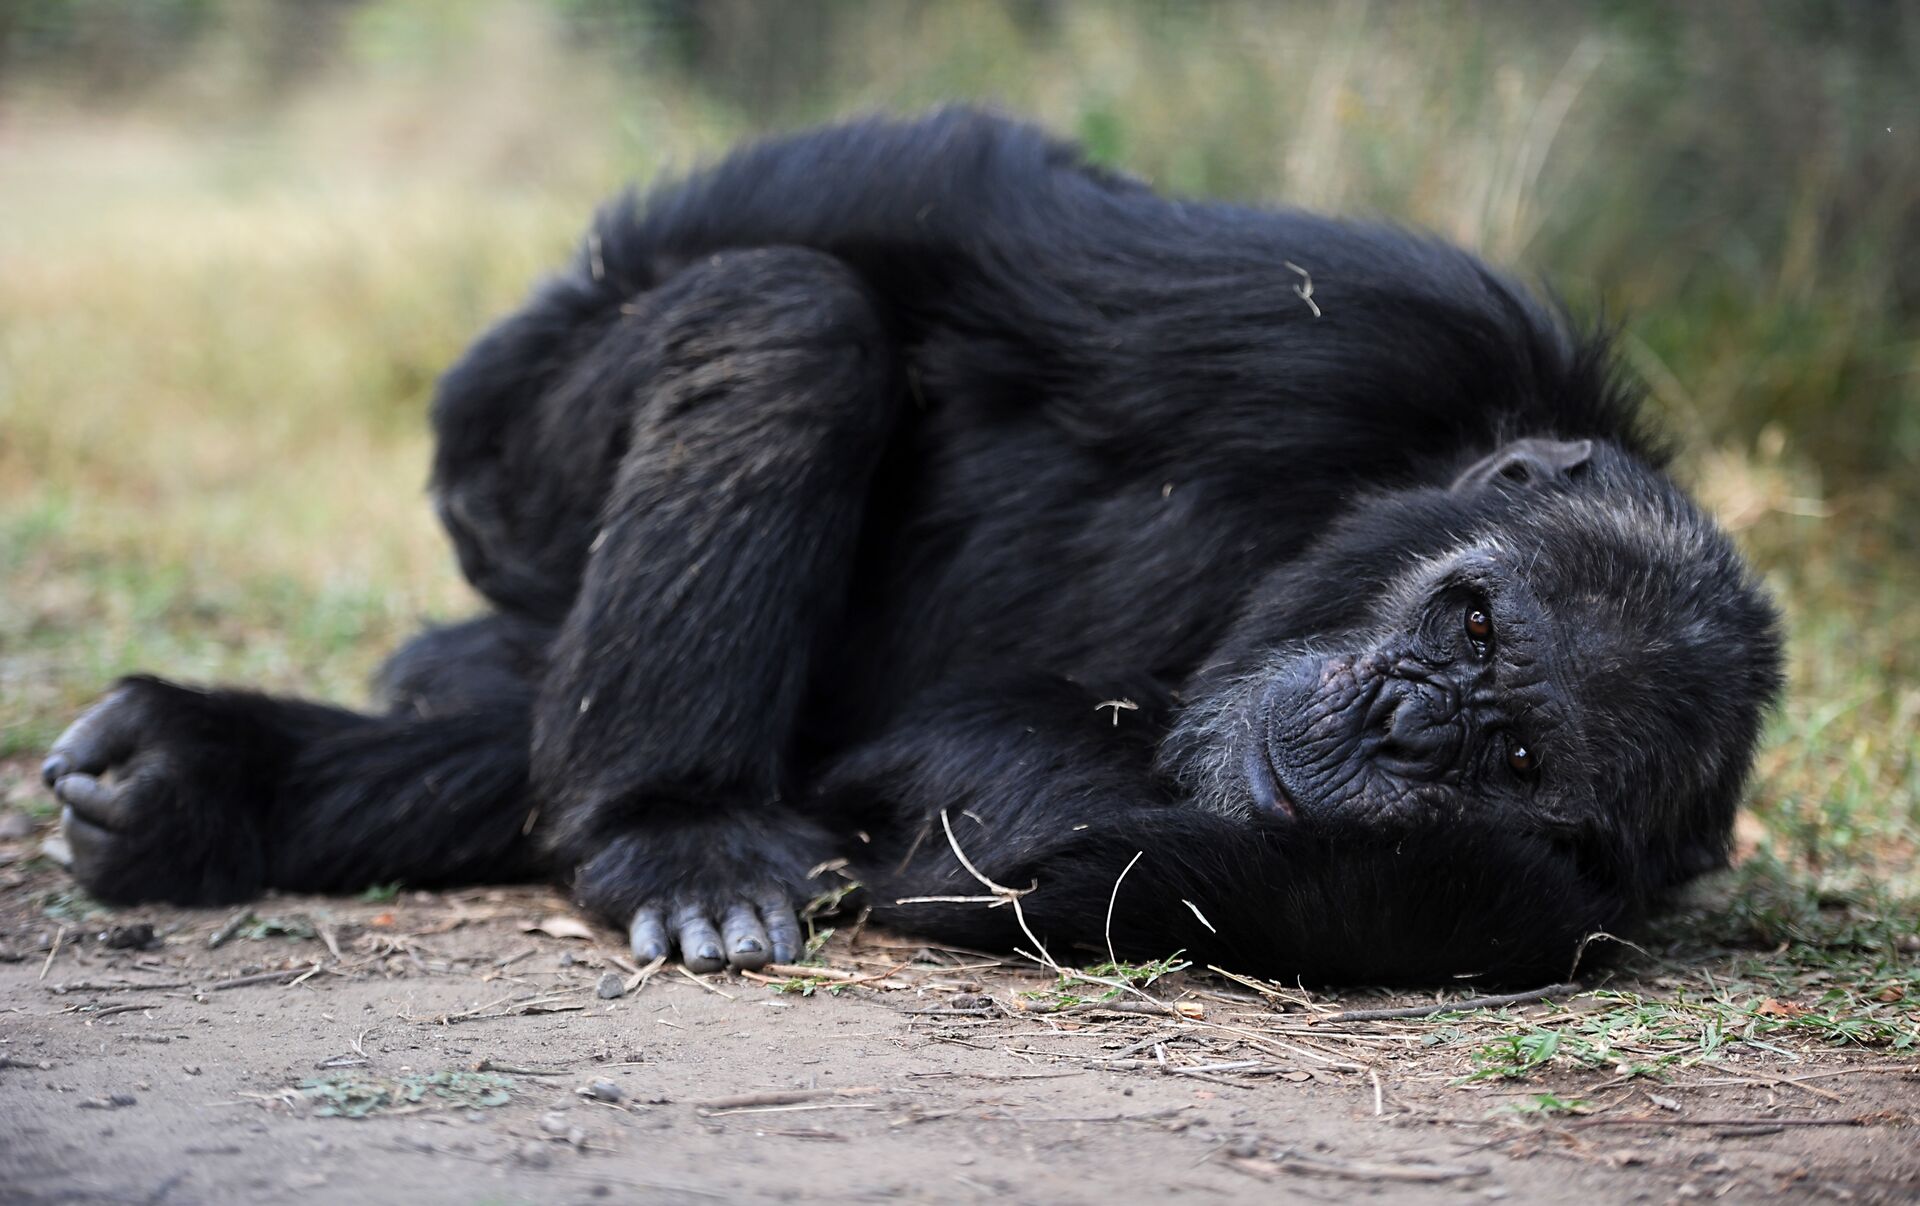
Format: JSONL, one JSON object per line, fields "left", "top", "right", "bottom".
{"left": 297, "top": 1068, "right": 515, "bottom": 1118}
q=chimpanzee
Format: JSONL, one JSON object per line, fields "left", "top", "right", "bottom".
{"left": 43, "top": 109, "right": 1781, "bottom": 984}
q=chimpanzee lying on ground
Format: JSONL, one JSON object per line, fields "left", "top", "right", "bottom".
{"left": 43, "top": 109, "right": 1781, "bottom": 984}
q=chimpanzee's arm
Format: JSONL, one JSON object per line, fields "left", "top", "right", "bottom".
{"left": 830, "top": 672, "right": 1614, "bottom": 985}
{"left": 42, "top": 668, "right": 539, "bottom": 906}
{"left": 528, "top": 246, "right": 898, "bottom": 971}
{"left": 820, "top": 671, "right": 1250, "bottom": 966}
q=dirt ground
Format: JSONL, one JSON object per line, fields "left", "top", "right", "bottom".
{"left": 3, "top": 798, "right": 1916, "bottom": 1205}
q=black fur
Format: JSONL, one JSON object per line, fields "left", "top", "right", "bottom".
{"left": 44, "top": 109, "right": 1782, "bottom": 984}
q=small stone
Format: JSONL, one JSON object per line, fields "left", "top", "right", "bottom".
{"left": 539, "top": 1111, "right": 572, "bottom": 1136}
{"left": 515, "top": 1141, "right": 551, "bottom": 1168}
{"left": 595, "top": 972, "right": 626, "bottom": 1000}
{"left": 182, "top": 1066, "right": 201, "bottom": 1076}
{"left": 99, "top": 924, "right": 156, "bottom": 950}
{"left": 77, "top": 1092, "right": 136, "bottom": 1110}
{"left": 583, "top": 1079, "right": 623, "bottom": 1104}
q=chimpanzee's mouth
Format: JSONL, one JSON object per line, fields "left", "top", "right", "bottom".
{"left": 1243, "top": 743, "right": 1298, "bottom": 820}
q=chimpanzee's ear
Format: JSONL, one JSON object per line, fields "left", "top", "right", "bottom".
{"left": 1450, "top": 438, "right": 1594, "bottom": 493}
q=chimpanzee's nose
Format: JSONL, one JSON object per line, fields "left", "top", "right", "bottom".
{"left": 1372, "top": 679, "right": 1461, "bottom": 779}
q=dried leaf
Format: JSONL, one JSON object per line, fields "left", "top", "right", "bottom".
{"left": 1756, "top": 998, "right": 1812, "bottom": 1018}
{"left": 525, "top": 915, "right": 596, "bottom": 941}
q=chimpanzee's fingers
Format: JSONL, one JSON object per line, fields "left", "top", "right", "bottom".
{"left": 671, "top": 904, "right": 725, "bottom": 974}
{"left": 757, "top": 891, "right": 804, "bottom": 966}
{"left": 60, "top": 807, "right": 113, "bottom": 873}
{"left": 53, "top": 773, "right": 126, "bottom": 829}
{"left": 43, "top": 690, "right": 141, "bottom": 788}
{"left": 629, "top": 908, "right": 670, "bottom": 963}
{"left": 720, "top": 903, "right": 771, "bottom": 971}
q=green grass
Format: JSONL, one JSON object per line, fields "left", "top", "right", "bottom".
{"left": 1, "top": 2, "right": 1914, "bottom": 1004}
{"left": 1018, "top": 954, "right": 1194, "bottom": 1011}
{"left": 1436, "top": 860, "right": 1920, "bottom": 1085}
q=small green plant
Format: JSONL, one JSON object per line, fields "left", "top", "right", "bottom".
{"left": 1467, "top": 1029, "right": 1569, "bottom": 1081}
{"left": 800, "top": 926, "right": 835, "bottom": 961}
{"left": 766, "top": 975, "right": 848, "bottom": 998}
{"left": 358, "top": 882, "right": 403, "bottom": 903}
{"left": 1504, "top": 1092, "right": 1593, "bottom": 1117}
{"left": 1080, "top": 953, "right": 1190, "bottom": 988}
{"left": 1017, "top": 952, "right": 1190, "bottom": 1011}
{"left": 239, "top": 914, "right": 316, "bottom": 941}
{"left": 794, "top": 878, "right": 860, "bottom": 964}
{"left": 39, "top": 889, "right": 105, "bottom": 923}
{"left": 297, "top": 1069, "right": 514, "bottom": 1119}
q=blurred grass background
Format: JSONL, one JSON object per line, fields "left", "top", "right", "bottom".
{"left": 1, "top": 0, "right": 1915, "bottom": 916}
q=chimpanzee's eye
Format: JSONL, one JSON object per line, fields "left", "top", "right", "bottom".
{"left": 1507, "top": 741, "right": 1538, "bottom": 779}
{"left": 1464, "top": 605, "right": 1493, "bottom": 654}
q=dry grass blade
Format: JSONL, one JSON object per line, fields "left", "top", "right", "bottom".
{"left": 1316, "top": 982, "right": 1584, "bottom": 1023}
{"left": 694, "top": 1086, "right": 885, "bottom": 1113}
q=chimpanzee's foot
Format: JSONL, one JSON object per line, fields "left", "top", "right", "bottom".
{"left": 569, "top": 809, "right": 840, "bottom": 973}
{"left": 42, "top": 677, "right": 308, "bottom": 905}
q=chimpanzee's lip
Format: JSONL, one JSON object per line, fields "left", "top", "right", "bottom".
{"left": 1243, "top": 743, "right": 1298, "bottom": 820}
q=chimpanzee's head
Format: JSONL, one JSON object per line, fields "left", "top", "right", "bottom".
{"left": 1162, "top": 437, "right": 1781, "bottom": 903}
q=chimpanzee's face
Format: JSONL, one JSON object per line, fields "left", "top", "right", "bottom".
{"left": 1162, "top": 441, "right": 1780, "bottom": 891}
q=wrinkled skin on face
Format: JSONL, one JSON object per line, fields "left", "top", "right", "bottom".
{"left": 1164, "top": 440, "right": 1780, "bottom": 900}
{"left": 1244, "top": 548, "right": 1589, "bottom": 835}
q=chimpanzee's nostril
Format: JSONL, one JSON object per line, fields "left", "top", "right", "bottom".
{"left": 1363, "top": 686, "right": 1398, "bottom": 734}
{"left": 1370, "top": 680, "right": 1461, "bottom": 778}
{"left": 1386, "top": 697, "right": 1439, "bottom": 749}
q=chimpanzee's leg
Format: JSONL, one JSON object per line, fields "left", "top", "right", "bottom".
{"left": 374, "top": 612, "right": 553, "bottom": 719}
{"left": 43, "top": 614, "right": 548, "bottom": 905}
{"left": 531, "top": 246, "right": 897, "bottom": 971}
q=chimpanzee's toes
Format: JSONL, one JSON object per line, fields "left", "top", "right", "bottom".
{"left": 756, "top": 890, "right": 804, "bottom": 966}
{"left": 671, "top": 904, "right": 726, "bottom": 973}
{"left": 627, "top": 892, "right": 803, "bottom": 973}
{"left": 629, "top": 908, "right": 671, "bottom": 963}
{"left": 720, "top": 903, "right": 771, "bottom": 970}
{"left": 581, "top": 817, "right": 836, "bottom": 974}
{"left": 40, "top": 754, "right": 70, "bottom": 790}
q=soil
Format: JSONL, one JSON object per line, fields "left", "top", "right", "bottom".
{"left": 2, "top": 793, "right": 1915, "bottom": 1204}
